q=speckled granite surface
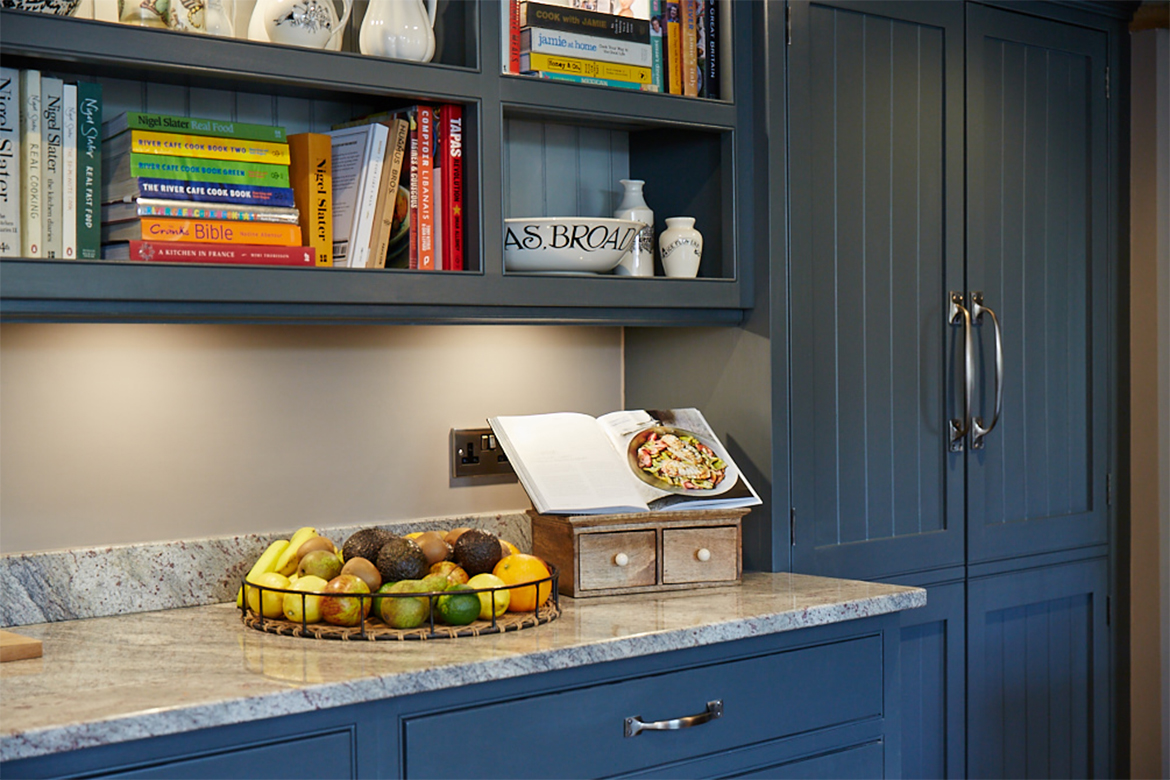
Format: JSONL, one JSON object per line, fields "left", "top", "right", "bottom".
{"left": 0, "top": 572, "right": 924, "bottom": 763}
{"left": 0, "top": 514, "right": 532, "bottom": 628}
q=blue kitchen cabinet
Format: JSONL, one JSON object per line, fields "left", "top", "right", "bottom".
{"left": 783, "top": 1, "right": 1127, "bottom": 777}
{"left": 2, "top": 614, "right": 905, "bottom": 779}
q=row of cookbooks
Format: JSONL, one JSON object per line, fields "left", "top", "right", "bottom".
{"left": 504, "top": 0, "right": 720, "bottom": 98}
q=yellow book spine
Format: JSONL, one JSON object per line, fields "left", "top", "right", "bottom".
{"left": 137, "top": 216, "right": 302, "bottom": 246}
{"left": 125, "top": 129, "right": 291, "bottom": 164}
{"left": 526, "top": 52, "right": 652, "bottom": 84}
{"left": 681, "top": 0, "right": 699, "bottom": 97}
{"left": 288, "top": 133, "right": 333, "bottom": 267}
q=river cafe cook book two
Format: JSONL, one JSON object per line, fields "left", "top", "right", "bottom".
{"left": 488, "top": 408, "right": 761, "bottom": 515}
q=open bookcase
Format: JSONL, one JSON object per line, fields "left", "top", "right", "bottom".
{"left": 0, "top": 0, "right": 759, "bottom": 325}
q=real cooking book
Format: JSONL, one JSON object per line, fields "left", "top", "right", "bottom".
{"left": 488, "top": 407, "right": 761, "bottom": 515}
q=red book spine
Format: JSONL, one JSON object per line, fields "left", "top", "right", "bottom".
{"left": 509, "top": 0, "right": 520, "bottom": 74}
{"left": 443, "top": 104, "right": 463, "bottom": 272}
{"left": 125, "top": 241, "right": 315, "bottom": 266}
{"left": 417, "top": 105, "right": 436, "bottom": 271}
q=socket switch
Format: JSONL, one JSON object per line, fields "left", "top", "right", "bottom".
{"left": 451, "top": 428, "right": 515, "bottom": 479}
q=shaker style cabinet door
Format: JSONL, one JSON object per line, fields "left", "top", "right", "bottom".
{"left": 964, "top": 5, "right": 1111, "bottom": 562}
{"left": 788, "top": 1, "right": 967, "bottom": 581}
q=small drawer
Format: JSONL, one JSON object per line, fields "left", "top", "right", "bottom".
{"left": 662, "top": 526, "right": 739, "bottom": 584}
{"left": 578, "top": 530, "right": 657, "bottom": 591}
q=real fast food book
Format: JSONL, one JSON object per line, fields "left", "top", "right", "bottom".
{"left": 288, "top": 132, "right": 333, "bottom": 267}
{"left": 75, "top": 79, "right": 102, "bottom": 260}
{"left": 103, "top": 239, "right": 314, "bottom": 266}
{"left": 488, "top": 408, "right": 761, "bottom": 515}
{"left": 21, "top": 69, "right": 43, "bottom": 257}
{"left": 0, "top": 67, "right": 21, "bottom": 258}
{"left": 103, "top": 129, "right": 291, "bottom": 165}
{"left": 41, "top": 75, "right": 63, "bottom": 258}
{"left": 102, "top": 112, "right": 287, "bottom": 144}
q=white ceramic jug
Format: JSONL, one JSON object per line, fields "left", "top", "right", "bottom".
{"left": 359, "top": 0, "right": 437, "bottom": 62}
{"left": 248, "top": 0, "right": 352, "bottom": 50}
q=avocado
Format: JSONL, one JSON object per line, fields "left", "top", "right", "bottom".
{"left": 375, "top": 537, "right": 431, "bottom": 583}
{"left": 342, "top": 527, "right": 393, "bottom": 565}
{"left": 453, "top": 529, "right": 503, "bottom": 576}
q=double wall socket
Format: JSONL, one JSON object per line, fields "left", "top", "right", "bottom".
{"left": 451, "top": 428, "right": 516, "bottom": 479}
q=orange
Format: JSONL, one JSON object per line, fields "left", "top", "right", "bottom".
{"left": 493, "top": 553, "right": 552, "bottom": 612}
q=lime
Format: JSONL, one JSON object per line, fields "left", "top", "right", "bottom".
{"left": 467, "top": 572, "right": 510, "bottom": 620}
{"left": 436, "top": 585, "right": 480, "bottom": 626}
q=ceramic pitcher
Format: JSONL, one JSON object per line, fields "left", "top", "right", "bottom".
{"left": 248, "top": 0, "right": 352, "bottom": 50}
{"left": 359, "top": 0, "right": 437, "bottom": 62}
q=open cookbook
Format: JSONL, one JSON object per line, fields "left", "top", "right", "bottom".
{"left": 487, "top": 408, "right": 762, "bottom": 515}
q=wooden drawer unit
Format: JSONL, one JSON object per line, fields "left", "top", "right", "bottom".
{"left": 531, "top": 508, "right": 748, "bottom": 597}
{"left": 401, "top": 633, "right": 885, "bottom": 779}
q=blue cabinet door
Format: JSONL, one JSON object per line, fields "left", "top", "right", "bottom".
{"left": 964, "top": 4, "right": 1111, "bottom": 562}
{"left": 788, "top": 0, "right": 967, "bottom": 581}
{"left": 966, "top": 557, "right": 1110, "bottom": 779}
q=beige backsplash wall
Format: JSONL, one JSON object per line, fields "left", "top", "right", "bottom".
{"left": 0, "top": 324, "right": 623, "bottom": 554}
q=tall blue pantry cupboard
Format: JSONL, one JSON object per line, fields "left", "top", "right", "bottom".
{"left": 628, "top": 1, "right": 1131, "bottom": 777}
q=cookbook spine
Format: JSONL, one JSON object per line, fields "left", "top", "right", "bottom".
{"left": 41, "top": 76, "right": 63, "bottom": 258}
{"left": 109, "top": 154, "right": 290, "bottom": 188}
{"left": 519, "top": 1, "right": 650, "bottom": 41}
{"left": 61, "top": 83, "right": 77, "bottom": 259}
{"left": 287, "top": 132, "right": 333, "bottom": 266}
{"left": 417, "top": 105, "right": 436, "bottom": 271}
{"left": 20, "top": 69, "right": 43, "bottom": 257}
{"left": 75, "top": 80, "right": 102, "bottom": 260}
{"left": 102, "top": 112, "right": 286, "bottom": 143}
{"left": 519, "top": 52, "right": 652, "bottom": 84}
{"left": 443, "top": 104, "right": 463, "bottom": 272}
{"left": 0, "top": 67, "right": 21, "bottom": 258}
{"left": 106, "top": 129, "right": 291, "bottom": 164}
{"left": 103, "top": 216, "right": 302, "bottom": 246}
{"left": 109, "top": 240, "right": 314, "bottom": 265}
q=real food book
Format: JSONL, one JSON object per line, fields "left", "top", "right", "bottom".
{"left": 488, "top": 408, "right": 761, "bottom": 515}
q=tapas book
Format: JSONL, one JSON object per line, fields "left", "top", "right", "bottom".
{"left": 488, "top": 408, "right": 761, "bottom": 515}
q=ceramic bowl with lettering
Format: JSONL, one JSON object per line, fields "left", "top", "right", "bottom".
{"left": 503, "top": 217, "right": 646, "bottom": 273}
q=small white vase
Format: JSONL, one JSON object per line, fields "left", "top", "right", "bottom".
{"left": 613, "top": 178, "right": 654, "bottom": 277}
{"left": 658, "top": 217, "right": 702, "bottom": 278}
{"left": 359, "top": 0, "right": 437, "bottom": 62}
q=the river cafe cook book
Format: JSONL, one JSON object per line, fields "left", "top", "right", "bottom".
{"left": 488, "top": 408, "right": 762, "bottom": 515}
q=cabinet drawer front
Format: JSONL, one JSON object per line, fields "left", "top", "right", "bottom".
{"left": 662, "top": 526, "right": 738, "bottom": 583}
{"left": 99, "top": 730, "right": 355, "bottom": 779}
{"left": 402, "top": 635, "right": 884, "bottom": 779}
{"left": 578, "top": 530, "right": 657, "bottom": 590}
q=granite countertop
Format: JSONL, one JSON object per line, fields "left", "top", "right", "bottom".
{"left": 0, "top": 572, "right": 925, "bottom": 763}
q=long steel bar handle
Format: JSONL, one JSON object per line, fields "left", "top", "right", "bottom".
{"left": 949, "top": 292, "right": 974, "bottom": 453}
{"left": 970, "top": 291, "right": 1004, "bottom": 449}
{"left": 624, "top": 700, "right": 724, "bottom": 737}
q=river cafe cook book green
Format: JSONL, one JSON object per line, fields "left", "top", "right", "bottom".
{"left": 488, "top": 408, "right": 761, "bottom": 515}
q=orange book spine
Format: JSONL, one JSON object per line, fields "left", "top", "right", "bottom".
{"left": 681, "top": 0, "right": 699, "bottom": 97}
{"left": 417, "top": 105, "right": 436, "bottom": 271}
{"left": 288, "top": 133, "right": 333, "bottom": 267}
{"left": 135, "top": 216, "right": 302, "bottom": 246}
{"left": 665, "top": 0, "right": 682, "bottom": 95}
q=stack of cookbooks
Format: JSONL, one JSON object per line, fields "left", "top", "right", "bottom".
{"left": 504, "top": 0, "right": 719, "bottom": 98}
{"left": 100, "top": 112, "right": 319, "bottom": 267}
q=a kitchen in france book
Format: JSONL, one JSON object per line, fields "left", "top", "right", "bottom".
{"left": 488, "top": 408, "right": 761, "bottom": 515}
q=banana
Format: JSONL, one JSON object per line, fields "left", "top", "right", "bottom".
{"left": 274, "top": 526, "right": 318, "bottom": 576}
{"left": 236, "top": 538, "right": 291, "bottom": 607}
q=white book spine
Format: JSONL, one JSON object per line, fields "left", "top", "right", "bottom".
{"left": 0, "top": 67, "right": 20, "bottom": 258}
{"left": 21, "top": 69, "right": 42, "bottom": 258}
{"left": 326, "top": 126, "right": 372, "bottom": 268}
{"left": 61, "top": 83, "right": 78, "bottom": 260}
{"left": 41, "top": 76, "right": 63, "bottom": 258}
{"left": 349, "top": 123, "right": 389, "bottom": 269}
{"left": 520, "top": 27, "right": 653, "bottom": 66}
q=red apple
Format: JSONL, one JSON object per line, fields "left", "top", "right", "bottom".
{"left": 320, "top": 574, "right": 371, "bottom": 627}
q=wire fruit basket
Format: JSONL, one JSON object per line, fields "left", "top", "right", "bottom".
{"left": 240, "top": 565, "right": 559, "bottom": 640}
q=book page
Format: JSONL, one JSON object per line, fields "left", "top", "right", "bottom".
{"left": 489, "top": 412, "right": 648, "bottom": 515}
{"left": 597, "top": 408, "right": 761, "bottom": 511}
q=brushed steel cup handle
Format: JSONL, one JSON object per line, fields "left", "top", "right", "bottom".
{"left": 970, "top": 291, "right": 1003, "bottom": 449}
{"left": 949, "top": 292, "right": 974, "bottom": 452}
{"left": 625, "top": 700, "right": 723, "bottom": 737}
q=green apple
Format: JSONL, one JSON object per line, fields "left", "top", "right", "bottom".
{"left": 283, "top": 574, "right": 328, "bottom": 623}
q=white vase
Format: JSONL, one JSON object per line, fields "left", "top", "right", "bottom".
{"left": 359, "top": 0, "right": 437, "bottom": 62}
{"left": 247, "top": 0, "right": 351, "bottom": 50}
{"left": 203, "top": 0, "right": 235, "bottom": 35}
{"left": 613, "top": 178, "right": 654, "bottom": 277}
{"left": 658, "top": 217, "right": 702, "bottom": 278}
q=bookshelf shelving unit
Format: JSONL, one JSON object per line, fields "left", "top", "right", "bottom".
{"left": 0, "top": 1, "right": 758, "bottom": 325}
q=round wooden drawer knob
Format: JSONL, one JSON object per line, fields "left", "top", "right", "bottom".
{"left": 614, "top": 553, "right": 630, "bottom": 567}
{"left": 696, "top": 548, "right": 712, "bottom": 562}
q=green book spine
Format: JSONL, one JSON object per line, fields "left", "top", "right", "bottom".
{"left": 103, "top": 112, "right": 286, "bottom": 143}
{"left": 75, "top": 80, "right": 102, "bottom": 260}
{"left": 117, "top": 154, "right": 290, "bottom": 188}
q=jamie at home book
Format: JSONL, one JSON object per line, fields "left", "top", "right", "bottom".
{"left": 489, "top": 408, "right": 761, "bottom": 515}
